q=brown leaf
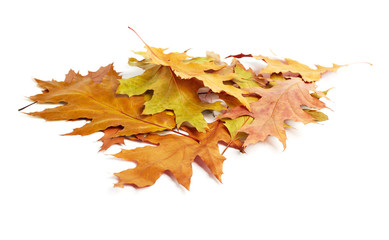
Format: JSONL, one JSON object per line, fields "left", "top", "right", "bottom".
{"left": 64, "top": 69, "right": 77, "bottom": 83}
{"left": 28, "top": 65, "right": 175, "bottom": 137}
{"left": 98, "top": 127, "right": 138, "bottom": 152}
{"left": 114, "top": 121, "right": 234, "bottom": 189}
{"left": 85, "top": 64, "right": 115, "bottom": 83}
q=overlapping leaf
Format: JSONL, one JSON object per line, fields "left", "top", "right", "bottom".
{"left": 23, "top": 31, "right": 343, "bottom": 190}
{"left": 117, "top": 65, "right": 224, "bottom": 132}
{"left": 256, "top": 55, "right": 343, "bottom": 82}
{"left": 28, "top": 64, "right": 175, "bottom": 137}
{"left": 222, "top": 78, "right": 327, "bottom": 148}
{"left": 134, "top": 46, "right": 251, "bottom": 110}
{"left": 114, "top": 121, "right": 235, "bottom": 189}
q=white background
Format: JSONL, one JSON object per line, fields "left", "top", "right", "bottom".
{"left": 1, "top": 0, "right": 388, "bottom": 239}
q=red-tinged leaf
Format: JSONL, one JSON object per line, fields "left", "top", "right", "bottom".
{"left": 222, "top": 78, "right": 326, "bottom": 148}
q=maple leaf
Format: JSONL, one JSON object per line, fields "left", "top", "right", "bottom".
{"left": 113, "top": 121, "right": 234, "bottom": 189}
{"left": 222, "top": 78, "right": 326, "bottom": 148}
{"left": 27, "top": 64, "right": 176, "bottom": 136}
{"left": 117, "top": 65, "right": 225, "bottom": 132}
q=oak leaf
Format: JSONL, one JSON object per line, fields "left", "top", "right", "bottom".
{"left": 113, "top": 121, "right": 234, "bottom": 189}
{"left": 28, "top": 64, "right": 175, "bottom": 137}
{"left": 99, "top": 127, "right": 126, "bottom": 151}
{"left": 21, "top": 28, "right": 344, "bottom": 190}
{"left": 215, "top": 58, "right": 267, "bottom": 89}
{"left": 133, "top": 46, "right": 251, "bottom": 110}
{"left": 223, "top": 116, "right": 253, "bottom": 141}
{"left": 98, "top": 127, "right": 139, "bottom": 152}
{"left": 117, "top": 65, "right": 225, "bottom": 132}
{"left": 222, "top": 78, "right": 326, "bottom": 148}
{"left": 225, "top": 53, "right": 342, "bottom": 82}
{"left": 303, "top": 109, "right": 328, "bottom": 122}
{"left": 256, "top": 55, "right": 343, "bottom": 82}
{"left": 232, "top": 61, "right": 262, "bottom": 88}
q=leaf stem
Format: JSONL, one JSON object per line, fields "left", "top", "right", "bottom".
{"left": 18, "top": 101, "right": 37, "bottom": 111}
{"left": 128, "top": 27, "right": 159, "bottom": 59}
{"left": 115, "top": 108, "right": 200, "bottom": 143}
{"left": 221, "top": 116, "right": 250, "bottom": 155}
{"left": 221, "top": 141, "right": 233, "bottom": 155}
{"left": 77, "top": 90, "right": 201, "bottom": 143}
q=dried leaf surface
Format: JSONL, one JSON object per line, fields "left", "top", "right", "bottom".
{"left": 114, "top": 121, "right": 233, "bottom": 189}
{"left": 136, "top": 46, "right": 251, "bottom": 109}
{"left": 256, "top": 56, "right": 343, "bottom": 82}
{"left": 28, "top": 64, "right": 175, "bottom": 136}
{"left": 223, "top": 78, "right": 326, "bottom": 148}
{"left": 117, "top": 65, "right": 225, "bottom": 132}
{"left": 23, "top": 32, "right": 343, "bottom": 190}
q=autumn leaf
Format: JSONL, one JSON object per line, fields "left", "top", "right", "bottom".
{"left": 256, "top": 55, "right": 343, "bottom": 82}
{"left": 21, "top": 27, "right": 345, "bottom": 190}
{"left": 27, "top": 64, "right": 176, "bottom": 136}
{"left": 216, "top": 58, "right": 266, "bottom": 89}
{"left": 117, "top": 65, "right": 225, "bottom": 132}
{"left": 223, "top": 116, "right": 253, "bottom": 141}
{"left": 226, "top": 53, "right": 253, "bottom": 59}
{"left": 232, "top": 62, "right": 262, "bottom": 88}
{"left": 98, "top": 127, "right": 126, "bottom": 151}
{"left": 114, "top": 121, "right": 234, "bottom": 189}
{"left": 98, "top": 127, "right": 139, "bottom": 152}
{"left": 303, "top": 109, "right": 329, "bottom": 122}
{"left": 127, "top": 28, "right": 250, "bottom": 110}
{"left": 226, "top": 53, "right": 343, "bottom": 82}
{"left": 222, "top": 78, "right": 327, "bottom": 148}
{"left": 85, "top": 64, "right": 116, "bottom": 83}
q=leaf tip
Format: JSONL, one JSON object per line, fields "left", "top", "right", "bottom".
{"left": 114, "top": 182, "right": 124, "bottom": 188}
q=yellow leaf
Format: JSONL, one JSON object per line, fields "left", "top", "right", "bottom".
{"left": 117, "top": 65, "right": 225, "bottom": 132}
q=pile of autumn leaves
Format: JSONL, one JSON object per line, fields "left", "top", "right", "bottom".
{"left": 25, "top": 44, "right": 341, "bottom": 190}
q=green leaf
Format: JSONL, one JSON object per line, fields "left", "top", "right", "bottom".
{"left": 117, "top": 65, "right": 225, "bottom": 132}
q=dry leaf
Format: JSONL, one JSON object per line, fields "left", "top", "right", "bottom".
{"left": 22, "top": 28, "right": 344, "bottom": 189}
{"left": 256, "top": 55, "right": 343, "bottom": 82}
{"left": 114, "top": 121, "right": 234, "bottom": 189}
{"left": 117, "top": 65, "right": 225, "bottom": 132}
{"left": 28, "top": 64, "right": 175, "bottom": 136}
{"left": 133, "top": 45, "right": 251, "bottom": 110}
{"left": 222, "top": 78, "right": 326, "bottom": 148}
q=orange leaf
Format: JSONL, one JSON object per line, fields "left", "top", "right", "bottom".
{"left": 114, "top": 121, "right": 233, "bottom": 190}
{"left": 98, "top": 127, "right": 138, "bottom": 152}
{"left": 28, "top": 64, "right": 175, "bottom": 137}
{"left": 134, "top": 46, "right": 251, "bottom": 110}
{"left": 256, "top": 56, "right": 343, "bottom": 82}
